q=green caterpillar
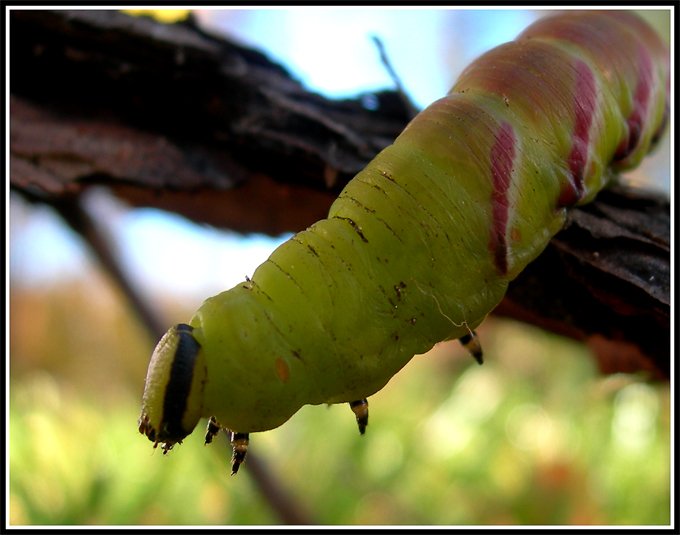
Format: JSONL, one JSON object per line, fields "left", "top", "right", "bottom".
{"left": 139, "top": 10, "right": 669, "bottom": 475}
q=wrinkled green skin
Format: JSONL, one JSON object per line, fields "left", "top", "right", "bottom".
{"left": 143, "top": 11, "right": 669, "bottom": 438}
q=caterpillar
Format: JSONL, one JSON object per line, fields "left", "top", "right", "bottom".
{"left": 138, "top": 10, "right": 669, "bottom": 475}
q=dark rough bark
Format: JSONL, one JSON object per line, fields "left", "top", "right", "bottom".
{"left": 9, "top": 9, "right": 670, "bottom": 379}
{"left": 496, "top": 186, "right": 670, "bottom": 380}
{"left": 9, "top": 9, "right": 408, "bottom": 233}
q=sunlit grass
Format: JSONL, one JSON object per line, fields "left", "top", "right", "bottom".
{"left": 9, "top": 314, "right": 670, "bottom": 526}
{"left": 9, "top": 374, "right": 278, "bottom": 525}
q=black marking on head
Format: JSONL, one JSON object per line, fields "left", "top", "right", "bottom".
{"left": 162, "top": 323, "right": 202, "bottom": 441}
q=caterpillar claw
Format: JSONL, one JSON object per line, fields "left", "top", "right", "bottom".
{"left": 349, "top": 399, "right": 369, "bottom": 434}
{"left": 204, "top": 416, "right": 221, "bottom": 445}
{"left": 204, "top": 420, "right": 248, "bottom": 475}
{"left": 138, "top": 412, "right": 182, "bottom": 454}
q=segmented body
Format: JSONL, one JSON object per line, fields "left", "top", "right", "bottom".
{"left": 139, "top": 10, "right": 669, "bottom": 472}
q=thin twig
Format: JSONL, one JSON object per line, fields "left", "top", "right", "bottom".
{"left": 52, "top": 193, "right": 315, "bottom": 525}
{"left": 245, "top": 451, "right": 313, "bottom": 525}
{"left": 51, "top": 196, "right": 167, "bottom": 340}
{"left": 371, "top": 34, "right": 420, "bottom": 120}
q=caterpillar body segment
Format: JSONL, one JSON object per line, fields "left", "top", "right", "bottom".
{"left": 139, "top": 10, "right": 669, "bottom": 474}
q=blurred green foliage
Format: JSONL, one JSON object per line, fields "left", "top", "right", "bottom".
{"left": 8, "top": 273, "right": 670, "bottom": 526}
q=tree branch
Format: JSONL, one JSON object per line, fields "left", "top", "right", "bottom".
{"left": 497, "top": 185, "right": 669, "bottom": 380}
{"left": 10, "top": 9, "right": 670, "bottom": 378}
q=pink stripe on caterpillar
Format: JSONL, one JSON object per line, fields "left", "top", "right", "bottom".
{"left": 614, "top": 45, "right": 654, "bottom": 161}
{"left": 559, "top": 59, "right": 596, "bottom": 207}
{"left": 489, "top": 121, "right": 516, "bottom": 275}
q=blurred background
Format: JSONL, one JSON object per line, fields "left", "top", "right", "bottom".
{"left": 8, "top": 7, "right": 672, "bottom": 526}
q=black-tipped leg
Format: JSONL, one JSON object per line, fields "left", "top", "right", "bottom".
{"left": 349, "top": 399, "right": 369, "bottom": 434}
{"left": 229, "top": 432, "right": 249, "bottom": 475}
{"left": 205, "top": 418, "right": 248, "bottom": 476}
{"left": 459, "top": 330, "right": 483, "bottom": 365}
{"left": 204, "top": 416, "right": 221, "bottom": 445}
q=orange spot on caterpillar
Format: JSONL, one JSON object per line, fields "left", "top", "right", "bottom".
{"left": 510, "top": 226, "right": 521, "bottom": 244}
{"left": 275, "top": 357, "right": 290, "bottom": 383}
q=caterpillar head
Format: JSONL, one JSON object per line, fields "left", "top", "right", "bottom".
{"left": 138, "top": 323, "right": 207, "bottom": 453}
